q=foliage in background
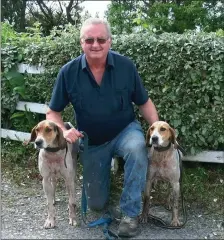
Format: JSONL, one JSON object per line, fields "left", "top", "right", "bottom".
{"left": 1, "top": 0, "right": 85, "bottom": 35}
{"left": 114, "top": 31, "right": 224, "bottom": 154}
{"left": 1, "top": 22, "right": 224, "bottom": 154}
{"left": 2, "top": 0, "right": 224, "bottom": 36}
{"left": 106, "top": 0, "right": 224, "bottom": 34}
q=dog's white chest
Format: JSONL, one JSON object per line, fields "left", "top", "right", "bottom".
{"left": 150, "top": 150, "right": 180, "bottom": 182}
{"left": 39, "top": 151, "right": 66, "bottom": 177}
{"left": 151, "top": 161, "right": 171, "bottom": 181}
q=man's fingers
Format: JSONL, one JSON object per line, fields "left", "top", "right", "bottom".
{"left": 66, "top": 138, "right": 73, "bottom": 144}
{"left": 72, "top": 128, "right": 84, "bottom": 138}
{"left": 64, "top": 128, "right": 84, "bottom": 143}
{"left": 78, "top": 132, "right": 84, "bottom": 138}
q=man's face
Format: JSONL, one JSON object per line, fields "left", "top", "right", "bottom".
{"left": 80, "top": 24, "right": 111, "bottom": 61}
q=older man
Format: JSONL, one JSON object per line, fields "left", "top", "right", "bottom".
{"left": 46, "top": 18, "right": 159, "bottom": 237}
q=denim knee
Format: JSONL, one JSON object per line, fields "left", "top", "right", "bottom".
{"left": 123, "top": 140, "right": 147, "bottom": 159}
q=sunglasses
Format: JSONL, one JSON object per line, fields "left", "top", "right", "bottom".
{"left": 83, "top": 37, "right": 109, "bottom": 44}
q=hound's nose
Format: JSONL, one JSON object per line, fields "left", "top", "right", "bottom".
{"left": 35, "top": 139, "right": 43, "bottom": 148}
{"left": 151, "top": 136, "right": 158, "bottom": 143}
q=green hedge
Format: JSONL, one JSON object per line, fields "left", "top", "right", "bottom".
{"left": 1, "top": 23, "right": 224, "bottom": 154}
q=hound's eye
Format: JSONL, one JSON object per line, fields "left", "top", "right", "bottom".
{"left": 160, "top": 127, "right": 166, "bottom": 131}
{"left": 45, "top": 128, "right": 52, "bottom": 133}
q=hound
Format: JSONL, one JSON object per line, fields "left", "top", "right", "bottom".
{"left": 28, "top": 120, "right": 78, "bottom": 229}
{"left": 139, "top": 121, "right": 183, "bottom": 226}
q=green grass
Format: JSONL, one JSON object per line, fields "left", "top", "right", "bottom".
{"left": 1, "top": 139, "right": 224, "bottom": 215}
{"left": 182, "top": 162, "right": 224, "bottom": 213}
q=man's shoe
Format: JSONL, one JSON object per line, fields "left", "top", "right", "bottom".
{"left": 108, "top": 205, "right": 123, "bottom": 221}
{"left": 118, "top": 216, "right": 139, "bottom": 238}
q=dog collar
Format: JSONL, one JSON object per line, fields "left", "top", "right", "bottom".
{"left": 153, "top": 143, "right": 172, "bottom": 152}
{"left": 44, "top": 147, "right": 61, "bottom": 152}
{"left": 44, "top": 145, "right": 68, "bottom": 168}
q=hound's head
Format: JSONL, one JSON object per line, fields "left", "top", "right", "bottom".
{"left": 28, "top": 120, "right": 67, "bottom": 150}
{"left": 146, "top": 121, "right": 177, "bottom": 148}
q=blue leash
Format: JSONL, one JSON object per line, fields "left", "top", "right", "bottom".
{"left": 79, "top": 132, "right": 119, "bottom": 240}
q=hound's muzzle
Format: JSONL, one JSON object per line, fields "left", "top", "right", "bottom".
{"left": 35, "top": 139, "right": 44, "bottom": 148}
{"left": 151, "top": 135, "right": 159, "bottom": 144}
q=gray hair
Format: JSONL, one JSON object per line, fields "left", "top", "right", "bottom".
{"left": 80, "top": 18, "right": 112, "bottom": 39}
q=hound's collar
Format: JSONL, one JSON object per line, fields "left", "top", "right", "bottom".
{"left": 44, "top": 146, "right": 68, "bottom": 168}
{"left": 44, "top": 147, "right": 62, "bottom": 152}
{"left": 153, "top": 143, "right": 172, "bottom": 152}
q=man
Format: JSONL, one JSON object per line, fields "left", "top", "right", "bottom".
{"left": 46, "top": 18, "right": 159, "bottom": 237}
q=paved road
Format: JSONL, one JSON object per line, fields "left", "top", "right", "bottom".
{"left": 1, "top": 178, "right": 223, "bottom": 239}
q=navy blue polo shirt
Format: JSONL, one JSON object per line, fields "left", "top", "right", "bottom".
{"left": 49, "top": 50, "right": 149, "bottom": 145}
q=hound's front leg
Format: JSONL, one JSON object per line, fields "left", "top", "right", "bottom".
{"left": 170, "top": 181, "right": 181, "bottom": 226}
{"left": 43, "top": 177, "right": 56, "bottom": 228}
{"left": 51, "top": 177, "right": 56, "bottom": 205}
{"left": 65, "top": 174, "right": 77, "bottom": 226}
{"left": 139, "top": 180, "right": 152, "bottom": 223}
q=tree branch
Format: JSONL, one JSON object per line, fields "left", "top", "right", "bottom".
{"left": 66, "top": 0, "right": 79, "bottom": 25}
{"left": 35, "top": 0, "right": 54, "bottom": 23}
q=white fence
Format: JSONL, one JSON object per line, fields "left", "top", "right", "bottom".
{"left": 1, "top": 63, "right": 224, "bottom": 164}
{"left": 1, "top": 63, "right": 47, "bottom": 142}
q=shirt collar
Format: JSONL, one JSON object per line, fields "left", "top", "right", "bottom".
{"left": 81, "top": 50, "right": 114, "bottom": 70}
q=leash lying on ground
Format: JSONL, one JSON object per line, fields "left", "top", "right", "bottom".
{"left": 79, "top": 132, "right": 120, "bottom": 240}
{"left": 147, "top": 148, "right": 188, "bottom": 229}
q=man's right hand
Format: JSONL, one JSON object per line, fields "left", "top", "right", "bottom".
{"left": 46, "top": 108, "right": 84, "bottom": 143}
{"left": 63, "top": 128, "right": 84, "bottom": 143}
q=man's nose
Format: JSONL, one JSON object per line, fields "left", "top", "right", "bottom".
{"left": 92, "top": 40, "right": 100, "bottom": 47}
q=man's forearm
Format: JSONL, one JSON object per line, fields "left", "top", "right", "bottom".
{"left": 139, "top": 99, "right": 159, "bottom": 125}
{"left": 46, "top": 108, "right": 67, "bottom": 131}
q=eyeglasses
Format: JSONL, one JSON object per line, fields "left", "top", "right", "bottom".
{"left": 83, "top": 37, "right": 109, "bottom": 44}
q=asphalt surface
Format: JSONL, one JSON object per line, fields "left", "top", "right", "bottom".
{"left": 1, "top": 177, "right": 224, "bottom": 239}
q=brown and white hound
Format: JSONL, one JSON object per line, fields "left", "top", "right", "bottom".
{"left": 28, "top": 120, "right": 78, "bottom": 228}
{"left": 140, "top": 121, "right": 183, "bottom": 226}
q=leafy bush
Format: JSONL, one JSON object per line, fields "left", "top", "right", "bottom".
{"left": 1, "top": 22, "right": 224, "bottom": 154}
{"left": 113, "top": 31, "right": 224, "bottom": 153}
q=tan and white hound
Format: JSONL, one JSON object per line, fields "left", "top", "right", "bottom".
{"left": 28, "top": 120, "right": 78, "bottom": 228}
{"left": 140, "top": 121, "right": 183, "bottom": 226}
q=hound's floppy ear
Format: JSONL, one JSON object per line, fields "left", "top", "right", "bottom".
{"left": 29, "top": 125, "right": 38, "bottom": 143}
{"left": 55, "top": 125, "right": 67, "bottom": 150}
{"left": 169, "top": 126, "right": 177, "bottom": 149}
{"left": 145, "top": 128, "right": 151, "bottom": 146}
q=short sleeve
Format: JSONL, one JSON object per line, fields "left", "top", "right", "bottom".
{"left": 49, "top": 68, "right": 70, "bottom": 112}
{"left": 131, "top": 64, "right": 149, "bottom": 105}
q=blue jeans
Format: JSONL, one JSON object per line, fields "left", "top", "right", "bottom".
{"left": 79, "top": 120, "right": 148, "bottom": 217}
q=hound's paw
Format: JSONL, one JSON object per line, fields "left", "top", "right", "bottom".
{"left": 44, "top": 217, "right": 55, "bottom": 229}
{"left": 171, "top": 218, "right": 181, "bottom": 226}
{"left": 69, "top": 217, "right": 78, "bottom": 226}
{"left": 139, "top": 213, "right": 148, "bottom": 223}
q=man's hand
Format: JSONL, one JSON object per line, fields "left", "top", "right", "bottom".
{"left": 63, "top": 128, "right": 84, "bottom": 143}
{"left": 46, "top": 108, "right": 84, "bottom": 143}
